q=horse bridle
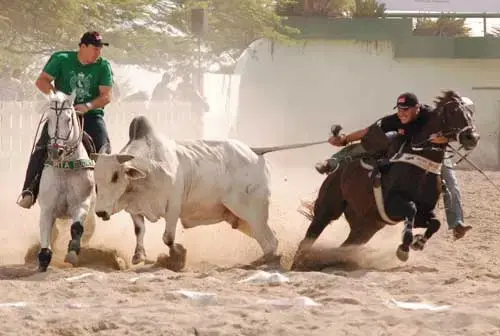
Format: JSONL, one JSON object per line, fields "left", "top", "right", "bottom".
{"left": 437, "top": 98, "right": 474, "bottom": 143}
{"left": 410, "top": 98, "right": 474, "bottom": 152}
{"left": 48, "top": 99, "right": 84, "bottom": 160}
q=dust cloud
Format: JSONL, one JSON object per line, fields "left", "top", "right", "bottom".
{"left": 0, "top": 95, "right": 404, "bottom": 273}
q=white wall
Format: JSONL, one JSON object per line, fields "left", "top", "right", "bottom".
{"left": 233, "top": 39, "right": 500, "bottom": 169}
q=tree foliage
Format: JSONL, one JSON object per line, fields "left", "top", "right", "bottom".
{"left": 413, "top": 17, "right": 471, "bottom": 37}
{"left": 0, "top": 0, "right": 299, "bottom": 74}
{"left": 350, "top": 0, "right": 385, "bottom": 18}
{"left": 276, "top": 0, "right": 353, "bottom": 17}
{"left": 275, "top": 0, "right": 385, "bottom": 18}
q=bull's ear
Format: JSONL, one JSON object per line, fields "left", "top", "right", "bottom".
{"left": 116, "top": 154, "right": 135, "bottom": 164}
{"left": 90, "top": 153, "right": 100, "bottom": 162}
{"left": 124, "top": 165, "right": 147, "bottom": 180}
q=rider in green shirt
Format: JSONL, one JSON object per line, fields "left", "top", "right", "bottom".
{"left": 17, "top": 31, "right": 114, "bottom": 209}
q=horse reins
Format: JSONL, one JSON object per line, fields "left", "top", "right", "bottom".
{"left": 446, "top": 145, "right": 500, "bottom": 194}
{"left": 49, "top": 100, "right": 84, "bottom": 159}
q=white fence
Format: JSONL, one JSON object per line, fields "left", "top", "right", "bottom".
{"left": 0, "top": 100, "right": 202, "bottom": 173}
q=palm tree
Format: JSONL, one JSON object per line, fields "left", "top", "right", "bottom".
{"left": 413, "top": 17, "right": 471, "bottom": 37}
{"left": 276, "top": 0, "right": 353, "bottom": 17}
{"left": 350, "top": 0, "right": 386, "bottom": 18}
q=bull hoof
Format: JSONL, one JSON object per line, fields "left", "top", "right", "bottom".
{"left": 411, "top": 234, "right": 427, "bottom": 251}
{"left": 396, "top": 244, "right": 410, "bottom": 262}
{"left": 64, "top": 251, "right": 79, "bottom": 267}
{"left": 155, "top": 244, "right": 187, "bottom": 272}
{"left": 132, "top": 250, "right": 146, "bottom": 265}
{"left": 240, "top": 254, "right": 282, "bottom": 270}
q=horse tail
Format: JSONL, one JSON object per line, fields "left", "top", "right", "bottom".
{"left": 297, "top": 166, "right": 346, "bottom": 222}
{"left": 298, "top": 199, "right": 316, "bottom": 221}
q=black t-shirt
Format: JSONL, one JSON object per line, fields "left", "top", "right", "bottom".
{"left": 374, "top": 104, "right": 433, "bottom": 139}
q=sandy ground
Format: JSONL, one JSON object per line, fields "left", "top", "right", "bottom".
{"left": 1, "top": 142, "right": 500, "bottom": 335}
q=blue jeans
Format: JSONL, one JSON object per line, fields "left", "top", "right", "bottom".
{"left": 441, "top": 162, "right": 464, "bottom": 229}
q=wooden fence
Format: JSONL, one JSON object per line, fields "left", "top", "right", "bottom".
{"left": 0, "top": 100, "right": 202, "bottom": 173}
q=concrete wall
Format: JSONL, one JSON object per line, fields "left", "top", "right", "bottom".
{"left": 233, "top": 39, "right": 500, "bottom": 169}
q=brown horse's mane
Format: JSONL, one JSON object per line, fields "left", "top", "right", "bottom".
{"left": 433, "top": 90, "right": 461, "bottom": 110}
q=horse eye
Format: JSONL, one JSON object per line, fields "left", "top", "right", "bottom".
{"left": 111, "top": 172, "right": 118, "bottom": 183}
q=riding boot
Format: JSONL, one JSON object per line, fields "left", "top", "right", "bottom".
{"left": 315, "top": 143, "right": 367, "bottom": 175}
{"left": 17, "top": 124, "right": 49, "bottom": 209}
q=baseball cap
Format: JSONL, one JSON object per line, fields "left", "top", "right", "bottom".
{"left": 394, "top": 92, "right": 419, "bottom": 109}
{"left": 79, "top": 31, "right": 109, "bottom": 47}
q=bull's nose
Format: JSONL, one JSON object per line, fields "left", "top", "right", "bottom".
{"left": 96, "top": 211, "right": 110, "bottom": 221}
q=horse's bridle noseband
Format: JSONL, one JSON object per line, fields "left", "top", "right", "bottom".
{"left": 48, "top": 100, "right": 84, "bottom": 160}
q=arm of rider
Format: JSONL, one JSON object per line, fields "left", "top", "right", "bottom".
{"left": 35, "top": 72, "right": 56, "bottom": 95}
{"left": 74, "top": 86, "right": 113, "bottom": 114}
{"left": 328, "top": 128, "right": 369, "bottom": 147}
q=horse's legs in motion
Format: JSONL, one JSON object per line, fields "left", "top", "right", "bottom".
{"left": 131, "top": 214, "right": 146, "bottom": 264}
{"left": 291, "top": 173, "right": 345, "bottom": 270}
{"left": 64, "top": 207, "right": 89, "bottom": 266}
{"left": 340, "top": 206, "right": 384, "bottom": 246}
{"left": 385, "top": 193, "right": 417, "bottom": 262}
{"left": 38, "top": 209, "right": 56, "bottom": 272}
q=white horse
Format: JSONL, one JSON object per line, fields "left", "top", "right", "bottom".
{"left": 36, "top": 91, "right": 97, "bottom": 272}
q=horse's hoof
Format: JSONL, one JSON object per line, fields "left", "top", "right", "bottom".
{"left": 64, "top": 251, "right": 79, "bottom": 267}
{"left": 38, "top": 248, "right": 52, "bottom": 272}
{"left": 411, "top": 234, "right": 427, "bottom": 251}
{"left": 396, "top": 244, "right": 410, "bottom": 262}
{"left": 251, "top": 254, "right": 282, "bottom": 268}
{"left": 290, "top": 260, "right": 301, "bottom": 271}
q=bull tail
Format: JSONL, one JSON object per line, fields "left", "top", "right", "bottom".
{"left": 250, "top": 140, "right": 327, "bottom": 155}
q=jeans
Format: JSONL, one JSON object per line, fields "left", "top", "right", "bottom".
{"left": 441, "top": 162, "right": 464, "bottom": 229}
{"left": 21, "top": 113, "right": 110, "bottom": 201}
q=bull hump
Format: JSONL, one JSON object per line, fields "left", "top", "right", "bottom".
{"left": 129, "top": 116, "right": 154, "bottom": 140}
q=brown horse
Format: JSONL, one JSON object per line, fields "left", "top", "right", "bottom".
{"left": 291, "top": 90, "right": 480, "bottom": 270}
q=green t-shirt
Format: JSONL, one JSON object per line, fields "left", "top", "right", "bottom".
{"left": 43, "top": 51, "right": 113, "bottom": 116}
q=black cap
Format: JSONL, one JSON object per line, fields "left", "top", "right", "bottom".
{"left": 394, "top": 92, "right": 419, "bottom": 109}
{"left": 79, "top": 31, "right": 109, "bottom": 47}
